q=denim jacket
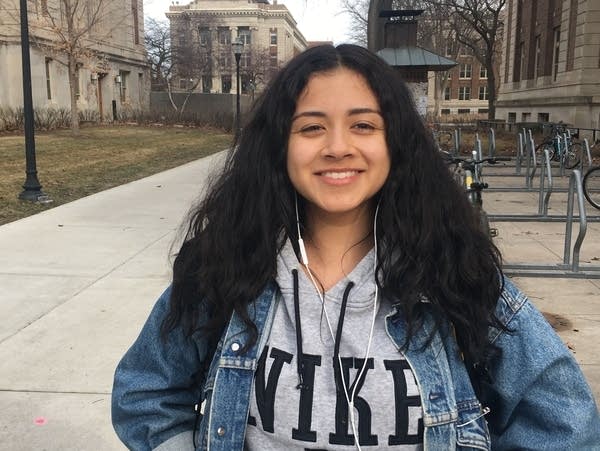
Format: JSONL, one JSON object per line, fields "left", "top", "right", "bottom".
{"left": 112, "top": 277, "right": 600, "bottom": 450}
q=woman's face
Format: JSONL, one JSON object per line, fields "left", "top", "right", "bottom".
{"left": 287, "top": 67, "right": 390, "bottom": 222}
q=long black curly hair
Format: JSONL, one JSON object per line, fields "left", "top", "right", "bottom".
{"left": 163, "top": 44, "right": 504, "bottom": 372}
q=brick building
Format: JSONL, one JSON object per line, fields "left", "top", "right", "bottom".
{"left": 428, "top": 46, "right": 492, "bottom": 117}
{"left": 496, "top": 0, "right": 600, "bottom": 131}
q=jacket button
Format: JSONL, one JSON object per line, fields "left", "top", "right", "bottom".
{"left": 217, "top": 426, "right": 226, "bottom": 436}
{"left": 231, "top": 342, "right": 240, "bottom": 352}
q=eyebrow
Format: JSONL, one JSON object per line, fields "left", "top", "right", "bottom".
{"left": 291, "top": 107, "right": 382, "bottom": 122}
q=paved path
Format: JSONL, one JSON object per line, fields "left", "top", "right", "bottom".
{"left": 0, "top": 155, "right": 598, "bottom": 450}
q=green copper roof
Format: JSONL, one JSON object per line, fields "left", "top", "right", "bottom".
{"left": 376, "top": 46, "right": 457, "bottom": 71}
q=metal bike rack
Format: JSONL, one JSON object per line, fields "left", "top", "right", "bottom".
{"left": 489, "top": 150, "right": 600, "bottom": 223}
{"left": 502, "top": 170, "right": 600, "bottom": 278}
{"left": 579, "top": 138, "right": 593, "bottom": 171}
{"left": 453, "top": 128, "right": 461, "bottom": 156}
{"left": 486, "top": 130, "right": 578, "bottom": 193}
{"left": 488, "top": 128, "right": 495, "bottom": 158}
{"left": 481, "top": 128, "right": 524, "bottom": 177}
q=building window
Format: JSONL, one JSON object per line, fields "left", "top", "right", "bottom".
{"left": 513, "top": 41, "right": 522, "bottom": 82}
{"left": 131, "top": 0, "right": 139, "bottom": 44}
{"left": 219, "top": 52, "right": 232, "bottom": 69}
{"left": 441, "top": 108, "right": 451, "bottom": 115}
{"left": 478, "top": 108, "right": 488, "bottom": 114}
{"left": 553, "top": 27, "right": 560, "bottom": 81}
{"left": 538, "top": 112, "right": 549, "bottom": 123}
{"left": 218, "top": 27, "right": 231, "bottom": 45}
{"left": 138, "top": 73, "right": 143, "bottom": 103}
{"left": 44, "top": 57, "right": 52, "bottom": 100}
{"left": 240, "top": 53, "right": 251, "bottom": 69}
{"left": 508, "top": 112, "right": 517, "bottom": 123}
{"left": 119, "top": 71, "right": 129, "bottom": 101}
{"left": 533, "top": 35, "right": 541, "bottom": 78}
{"left": 522, "top": 112, "right": 531, "bottom": 122}
{"left": 270, "top": 55, "right": 278, "bottom": 68}
{"left": 519, "top": 42, "right": 526, "bottom": 80}
{"left": 270, "top": 28, "right": 277, "bottom": 45}
{"left": 478, "top": 86, "right": 488, "bottom": 100}
{"left": 459, "top": 64, "right": 472, "bottom": 79}
{"left": 75, "top": 64, "right": 82, "bottom": 97}
{"left": 238, "top": 27, "right": 251, "bottom": 45}
{"left": 201, "top": 75, "right": 212, "bottom": 93}
{"left": 199, "top": 27, "right": 211, "bottom": 46}
{"left": 221, "top": 75, "right": 232, "bottom": 94}
{"left": 479, "top": 66, "right": 487, "bottom": 79}
{"left": 444, "top": 86, "right": 451, "bottom": 100}
{"left": 457, "top": 108, "right": 471, "bottom": 114}
{"left": 458, "top": 86, "right": 471, "bottom": 100}
{"left": 241, "top": 74, "right": 251, "bottom": 94}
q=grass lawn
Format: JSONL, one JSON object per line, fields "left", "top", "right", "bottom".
{"left": 0, "top": 125, "right": 232, "bottom": 225}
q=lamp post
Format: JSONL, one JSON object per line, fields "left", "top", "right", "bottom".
{"left": 232, "top": 37, "right": 244, "bottom": 135}
{"left": 18, "top": 0, "right": 48, "bottom": 202}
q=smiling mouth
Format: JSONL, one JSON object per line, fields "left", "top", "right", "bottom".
{"left": 319, "top": 170, "right": 360, "bottom": 179}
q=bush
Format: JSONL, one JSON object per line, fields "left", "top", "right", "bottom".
{"left": 0, "top": 106, "right": 232, "bottom": 134}
{"left": 0, "top": 106, "right": 73, "bottom": 133}
{"left": 0, "top": 107, "right": 25, "bottom": 132}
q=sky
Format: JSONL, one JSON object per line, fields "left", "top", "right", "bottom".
{"left": 143, "top": 0, "right": 352, "bottom": 44}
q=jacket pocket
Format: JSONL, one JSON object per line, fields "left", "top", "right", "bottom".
{"left": 456, "top": 403, "right": 491, "bottom": 450}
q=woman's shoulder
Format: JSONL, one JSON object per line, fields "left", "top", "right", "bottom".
{"left": 488, "top": 276, "right": 543, "bottom": 345}
{"left": 493, "top": 276, "right": 529, "bottom": 326}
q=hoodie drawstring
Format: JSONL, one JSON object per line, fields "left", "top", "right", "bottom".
{"left": 292, "top": 268, "right": 355, "bottom": 394}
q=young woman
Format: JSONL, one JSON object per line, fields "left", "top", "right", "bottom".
{"left": 112, "top": 44, "right": 600, "bottom": 450}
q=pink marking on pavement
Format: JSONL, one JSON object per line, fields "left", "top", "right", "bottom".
{"left": 34, "top": 417, "right": 47, "bottom": 426}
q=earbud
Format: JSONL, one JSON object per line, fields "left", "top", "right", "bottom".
{"left": 298, "top": 238, "right": 309, "bottom": 265}
{"left": 295, "top": 193, "right": 309, "bottom": 265}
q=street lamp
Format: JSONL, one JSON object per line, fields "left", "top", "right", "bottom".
{"left": 18, "top": 0, "right": 49, "bottom": 202}
{"left": 232, "top": 37, "right": 244, "bottom": 135}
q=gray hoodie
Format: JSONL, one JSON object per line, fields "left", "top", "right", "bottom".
{"left": 244, "top": 239, "right": 423, "bottom": 450}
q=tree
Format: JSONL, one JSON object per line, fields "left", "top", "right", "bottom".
{"left": 239, "top": 45, "right": 281, "bottom": 101}
{"left": 2, "top": 0, "right": 129, "bottom": 133}
{"left": 166, "top": 12, "right": 216, "bottom": 116}
{"left": 435, "top": 0, "right": 505, "bottom": 119}
{"left": 340, "top": 0, "right": 369, "bottom": 47}
{"left": 345, "top": 0, "right": 504, "bottom": 119}
{"left": 145, "top": 17, "right": 172, "bottom": 91}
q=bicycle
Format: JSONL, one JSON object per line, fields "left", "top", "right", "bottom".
{"left": 583, "top": 165, "right": 600, "bottom": 210}
{"left": 535, "top": 123, "right": 581, "bottom": 169}
{"left": 443, "top": 152, "right": 511, "bottom": 237}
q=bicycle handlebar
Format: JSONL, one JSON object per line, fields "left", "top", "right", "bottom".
{"left": 443, "top": 155, "right": 511, "bottom": 165}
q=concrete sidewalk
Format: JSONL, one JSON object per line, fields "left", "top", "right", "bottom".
{"left": 0, "top": 155, "right": 599, "bottom": 450}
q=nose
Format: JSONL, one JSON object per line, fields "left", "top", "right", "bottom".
{"left": 322, "top": 127, "right": 354, "bottom": 159}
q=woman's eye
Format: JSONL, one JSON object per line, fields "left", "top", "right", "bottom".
{"left": 297, "top": 124, "right": 324, "bottom": 134}
{"left": 352, "top": 122, "right": 377, "bottom": 132}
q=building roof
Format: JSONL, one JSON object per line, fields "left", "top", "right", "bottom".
{"left": 376, "top": 46, "right": 457, "bottom": 71}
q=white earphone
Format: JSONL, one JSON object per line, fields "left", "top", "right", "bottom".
{"left": 294, "top": 194, "right": 380, "bottom": 451}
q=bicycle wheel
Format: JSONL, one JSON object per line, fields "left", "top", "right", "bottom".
{"left": 583, "top": 166, "right": 600, "bottom": 210}
{"left": 564, "top": 142, "right": 581, "bottom": 169}
{"left": 535, "top": 141, "right": 555, "bottom": 164}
